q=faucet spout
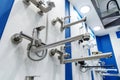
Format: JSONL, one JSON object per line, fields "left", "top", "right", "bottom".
{"left": 63, "top": 17, "right": 86, "bottom": 28}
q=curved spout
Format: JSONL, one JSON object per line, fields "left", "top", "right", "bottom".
{"left": 106, "top": 0, "right": 120, "bottom": 12}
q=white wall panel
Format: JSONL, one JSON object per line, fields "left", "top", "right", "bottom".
{"left": 0, "top": 0, "right": 65, "bottom": 80}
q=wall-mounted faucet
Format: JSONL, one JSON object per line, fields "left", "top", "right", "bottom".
{"left": 23, "top": 0, "right": 55, "bottom": 15}
{"left": 106, "top": 0, "right": 120, "bottom": 12}
{"left": 11, "top": 26, "right": 47, "bottom": 61}
{"left": 51, "top": 16, "right": 86, "bottom": 32}
{"left": 49, "top": 48, "right": 70, "bottom": 64}
{"left": 11, "top": 28, "right": 90, "bottom": 61}
{"left": 49, "top": 47, "right": 112, "bottom": 64}
{"left": 31, "top": 32, "right": 91, "bottom": 52}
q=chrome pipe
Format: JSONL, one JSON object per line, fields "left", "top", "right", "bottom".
{"left": 63, "top": 53, "right": 112, "bottom": 64}
{"left": 102, "top": 73, "right": 120, "bottom": 77}
{"left": 29, "top": 0, "right": 38, "bottom": 6}
{"left": 24, "top": 0, "right": 55, "bottom": 13}
{"left": 82, "top": 65, "right": 114, "bottom": 68}
{"left": 94, "top": 69, "right": 118, "bottom": 72}
{"left": 64, "top": 17, "right": 86, "bottom": 28}
{"left": 32, "top": 34, "right": 84, "bottom": 52}
{"left": 20, "top": 32, "right": 33, "bottom": 42}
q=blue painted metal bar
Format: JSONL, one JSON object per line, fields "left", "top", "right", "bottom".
{"left": 116, "top": 31, "right": 120, "bottom": 38}
{"left": 0, "top": 0, "right": 14, "bottom": 39}
{"left": 65, "top": 0, "right": 73, "bottom": 80}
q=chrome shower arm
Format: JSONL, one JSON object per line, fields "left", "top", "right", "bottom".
{"left": 63, "top": 17, "right": 86, "bottom": 29}
{"left": 63, "top": 52, "right": 112, "bottom": 64}
{"left": 52, "top": 16, "right": 86, "bottom": 32}
{"left": 50, "top": 48, "right": 112, "bottom": 64}
{"left": 32, "top": 33, "right": 88, "bottom": 52}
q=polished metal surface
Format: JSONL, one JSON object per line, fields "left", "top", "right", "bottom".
{"left": 63, "top": 17, "right": 86, "bottom": 28}
{"left": 63, "top": 52, "right": 112, "bottom": 64}
{"left": 11, "top": 26, "right": 47, "bottom": 61}
{"left": 52, "top": 17, "right": 86, "bottom": 31}
{"left": 32, "top": 33, "right": 86, "bottom": 52}
{"left": 23, "top": 0, "right": 55, "bottom": 15}
{"left": 102, "top": 73, "right": 120, "bottom": 77}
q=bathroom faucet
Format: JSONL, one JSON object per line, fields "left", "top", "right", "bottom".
{"left": 11, "top": 26, "right": 47, "bottom": 61}
{"left": 49, "top": 48, "right": 112, "bottom": 64}
{"left": 52, "top": 16, "right": 86, "bottom": 32}
{"left": 11, "top": 30, "right": 90, "bottom": 61}
{"left": 23, "top": 0, "right": 55, "bottom": 15}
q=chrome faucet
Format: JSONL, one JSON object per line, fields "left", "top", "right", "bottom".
{"left": 11, "top": 26, "right": 47, "bottom": 61}
{"left": 49, "top": 47, "right": 112, "bottom": 64}
{"left": 51, "top": 16, "right": 86, "bottom": 32}
{"left": 23, "top": 0, "right": 55, "bottom": 15}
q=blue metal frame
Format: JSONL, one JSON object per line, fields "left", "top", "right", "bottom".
{"left": 0, "top": 0, "right": 14, "bottom": 39}
{"left": 65, "top": 0, "right": 73, "bottom": 80}
{"left": 96, "top": 35, "right": 120, "bottom": 80}
{"left": 116, "top": 31, "right": 120, "bottom": 38}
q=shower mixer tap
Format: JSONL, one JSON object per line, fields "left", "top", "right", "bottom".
{"left": 11, "top": 31, "right": 91, "bottom": 61}
{"left": 51, "top": 16, "right": 86, "bottom": 32}
{"left": 49, "top": 48, "right": 70, "bottom": 64}
{"left": 23, "top": 0, "right": 55, "bottom": 15}
{"left": 11, "top": 26, "right": 47, "bottom": 61}
{"left": 50, "top": 48, "right": 112, "bottom": 64}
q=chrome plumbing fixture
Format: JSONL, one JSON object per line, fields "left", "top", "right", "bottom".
{"left": 11, "top": 30, "right": 89, "bottom": 61}
{"left": 81, "top": 65, "right": 114, "bottom": 68}
{"left": 23, "top": 0, "right": 55, "bottom": 15}
{"left": 94, "top": 69, "right": 120, "bottom": 77}
{"left": 78, "top": 32, "right": 90, "bottom": 42}
{"left": 25, "top": 76, "right": 40, "bottom": 80}
{"left": 11, "top": 26, "right": 47, "bottom": 61}
{"left": 92, "top": 51, "right": 102, "bottom": 55}
{"left": 31, "top": 32, "right": 90, "bottom": 52}
{"left": 49, "top": 48, "right": 70, "bottom": 64}
{"left": 51, "top": 16, "right": 86, "bottom": 32}
{"left": 94, "top": 69, "right": 118, "bottom": 72}
{"left": 102, "top": 73, "right": 120, "bottom": 77}
{"left": 50, "top": 47, "right": 112, "bottom": 64}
